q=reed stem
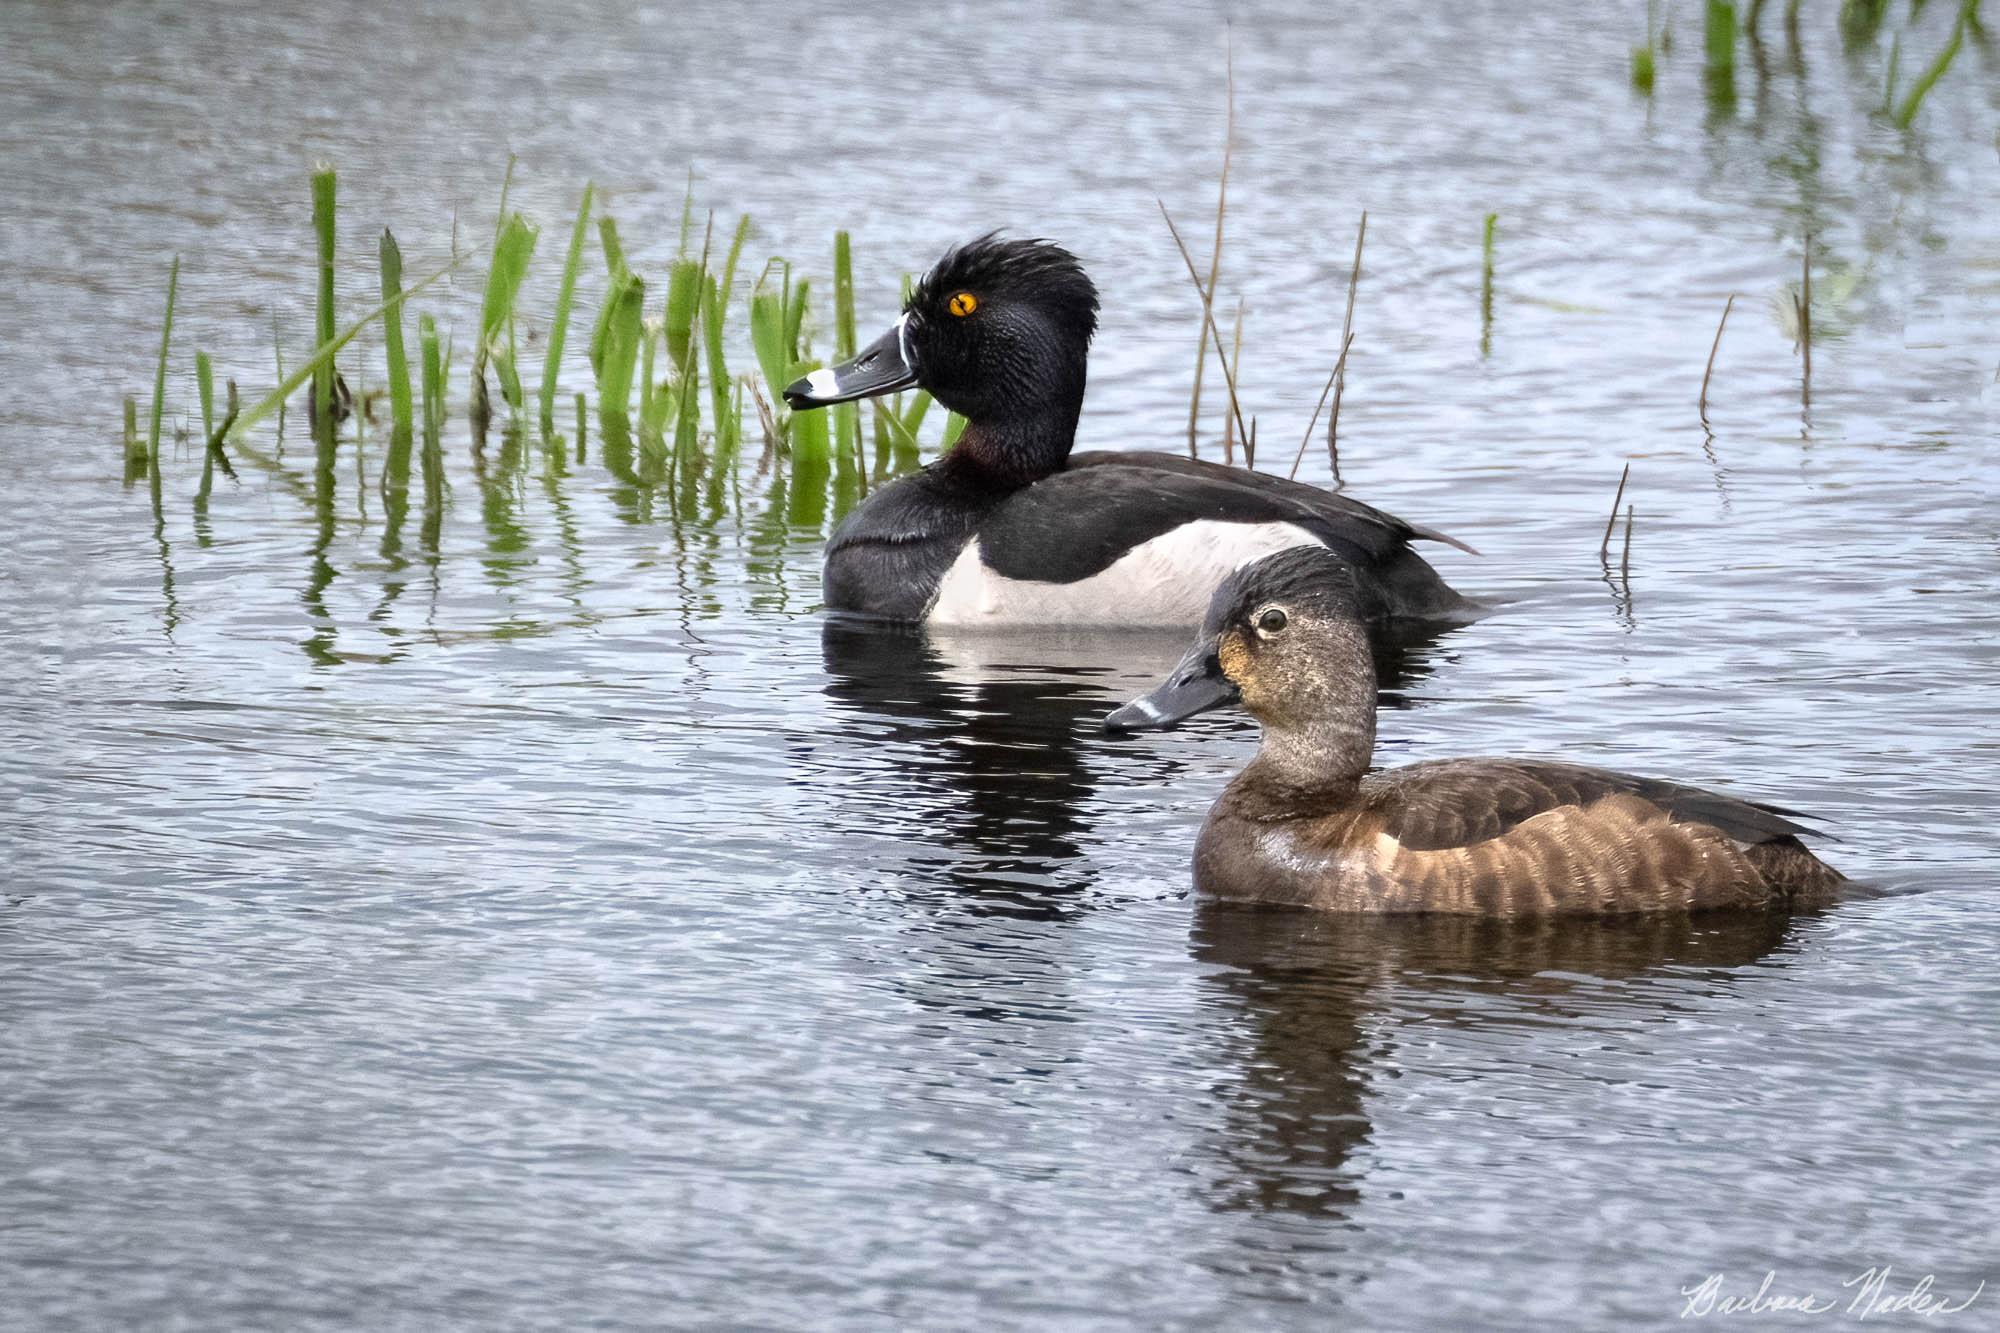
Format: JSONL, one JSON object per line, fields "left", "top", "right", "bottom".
{"left": 540, "top": 183, "right": 594, "bottom": 439}
{"left": 379, "top": 229, "right": 414, "bottom": 445}
{"left": 148, "top": 255, "right": 180, "bottom": 467}
{"left": 1601, "top": 461, "right": 1631, "bottom": 558}
{"left": 1699, "top": 293, "right": 1736, "bottom": 425}
{"left": 310, "top": 166, "right": 337, "bottom": 440}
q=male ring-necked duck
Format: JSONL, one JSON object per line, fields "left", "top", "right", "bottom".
{"left": 1107, "top": 547, "right": 1843, "bottom": 914}
{"left": 784, "top": 235, "right": 1474, "bottom": 628}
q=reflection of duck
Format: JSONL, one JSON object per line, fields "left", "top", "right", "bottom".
{"left": 1115, "top": 548, "right": 1843, "bottom": 913}
{"left": 1188, "top": 899, "right": 1807, "bottom": 1218}
{"left": 786, "top": 236, "right": 1474, "bottom": 627}
{"left": 819, "top": 614, "right": 1460, "bottom": 913}
{"left": 818, "top": 618, "right": 1167, "bottom": 913}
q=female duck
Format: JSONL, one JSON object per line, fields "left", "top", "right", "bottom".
{"left": 785, "top": 235, "right": 1473, "bottom": 628}
{"left": 1107, "top": 547, "right": 1842, "bottom": 914}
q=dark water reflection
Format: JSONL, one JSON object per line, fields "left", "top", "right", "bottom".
{"left": 1190, "top": 904, "right": 1803, "bottom": 1219}
{"left": 4, "top": 0, "right": 2000, "bottom": 1328}
{"left": 818, "top": 619, "right": 1455, "bottom": 914}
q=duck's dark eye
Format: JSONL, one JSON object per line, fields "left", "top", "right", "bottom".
{"left": 1257, "top": 607, "right": 1288, "bottom": 634}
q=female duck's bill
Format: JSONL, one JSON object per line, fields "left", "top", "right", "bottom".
{"left": 785, "top": 316, "right": 918, "bottom": 407}
{"left": 1103, "top": 639, "right": 1237, "bottom": 731}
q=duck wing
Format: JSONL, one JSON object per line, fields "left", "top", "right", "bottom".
{"left": 1067, "top": 451, "right": 1476, "bottom": 555}
{"left": 969, "top": 453, "right": 1471, "bottom": 619}
{"left": 1367, "top": 758, "right": 1829, "bottom": 852}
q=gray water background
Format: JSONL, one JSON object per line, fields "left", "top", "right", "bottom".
{"left": 3, "top": 1, "right": 1998, "bottom": 1328}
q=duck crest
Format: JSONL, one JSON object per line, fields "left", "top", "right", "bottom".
{"left": 910, "top": 233, "right": 1100, "bottom": 345}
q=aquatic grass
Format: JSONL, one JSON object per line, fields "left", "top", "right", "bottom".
{"left": 702, "top": 272, "right": 734, "bottom": 455}
{"left": 1223, "top": 300, "right": 1245, "bottom": 466}
{"left": 596, "top": 269, "right": 646, "bottom": 423}
{"left": 718, "top": 215, "right": 751, "bottom": 313}
{"left": 790, "top": 364, "right": 832, "bottom": 463}
{"left": 148, "top": 255, "right": 180, "bottom": 468}
{"left": 1601, "top": 461, "right": 1632, "bottom": 559}
{"left": 749, "top": 287, "right": 791, "bottom": 407}
{"left": 1326, "top": 211, "right": 1367, "bottom": 480}
{"left": 130, "top": 161, "right": 995, "bottom": 556}
{"left": 598, "top": 213, "right": 627, "bottom": 276}
{"left": 589, "top": 213, "right": 629, "bottom": 385}
{"left": 639, "top": 320, "right": 661, "bottom": 432}
{"left": 1188, "top": 44, "right": 1234, "bottom": 459}
{"left": 1291, "top": 212, "right": 1365, "bottom": 479}
{"left": 786, "top": 277, "right": 810, "bottom": 366}
{"left": 1631, "top": 43, "right": 1657, "bottom": 94}
{"left": 378, "top": 229, "right": 414, "bottom": 446}
{"left": 666, "top": 256, "right": 703, "bottom": 369}
{"left": 1893, "top": 1, "right": 1973, "bottom": 128}
{"left": 207, "top": 380, "right": 240, "bottom": 457}
{"left": 419, "top": 313, "right": 446, "bottom": 497}
{"left": 1797, "top": 236, "right": 1813, "bottom": 407}
{"left": 539, "top": 183, "right": 594, "bottom": 438}
{"left": 196, "top": 350, "right": 215, "bottom": 445}
{"left": 1289, "top": 331, "right": 1353, "bottom": 482}
{"left": 1839, "top": 0, "right": 1890, "bottom": 48}
{"left": 123, "top": 396, "right": 140, "bottom": 469}
{"left": 1157, "top": 199, "right": 1249, "bottom": 454}
{"left": 1699, "top": 293, "right": 1736, "bottom": 425}
{"left": 1881, "top": 31, "right": 1903, "bottom": 116}
{"left": 473, "top": 211, "right": 540, "bottom": 427}
{"left": 310, "top": 166, "right": 337, "bottom": 438}
{"left": 1704, "top": 0, "right": 1738, "bottom": 112}
{"left": 1480, "top": 211, "right": 1498, "bottom": 357}
{"left": 832, "top": 231, "right": 861, "bottom": 463}
{"left": 226, "top": 253, "right": 461, "bottom": 444}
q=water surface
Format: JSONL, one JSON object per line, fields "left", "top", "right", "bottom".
{"left": 4, "top": 2, "right": 1999, "bottom": 1328}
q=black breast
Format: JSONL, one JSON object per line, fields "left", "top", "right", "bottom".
{"left": 821, "top": 469, "right": 992, "bottom": 620}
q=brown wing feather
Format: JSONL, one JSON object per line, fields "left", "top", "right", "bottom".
{"left": 1373, "top": 794, "right": 1784, "bottom": 914}
{"left": 1367, "top": 758, "right": 1831, "bottom": 853}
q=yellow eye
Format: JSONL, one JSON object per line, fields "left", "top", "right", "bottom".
{"left": 948, "top": 291, "right": 978, "bottom": 317}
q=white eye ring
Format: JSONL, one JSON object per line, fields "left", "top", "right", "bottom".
{"left": 1254, "top": 605, "right": 1289, "bottom": 636}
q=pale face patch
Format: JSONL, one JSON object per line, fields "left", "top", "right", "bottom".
{"left": 926, "top": 519, "right": 1324, "bottom": 628}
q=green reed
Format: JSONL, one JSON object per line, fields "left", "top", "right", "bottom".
{"left": 540, "top": 183, "right": 594, "bottom": 438}
{"left": 148, "top": 255, "right": 180, "bottom": 467}
{"left": 596, "top": 269, "right": 645, "bottom": 422}
{"left": 473, "top": 211, "right": 539, "bottom": 426}
{"left": 832, "top": 231, "right": 860, "bottom": 462}
{"left": 1893, "top": 1, "right": 1973, "bottom": 129}
{"left": 310, "top": 166, "right": 337, "bottom": 438}
{"left": 196, "top": 350, "right": 215, "bottom": 444}
{"left": 1480, "top": 212, "right": 1497, "bottom": 358}
{"left": 227, "top": 255, "right": 456, "bottom": 444}
{"left": 702, "top": 272, "right": 734, "bottom": 455}
{"left": 419, "top": 313, "right": 444, "bottom": 474}
{"left": 378, "top": 229, "right": 414, "bottom": 445}
{"left": 666, "top": 256, "right": 703, "bottom": 370}
{"left": 126, "top": 162, "right": 994, "bottom": 566}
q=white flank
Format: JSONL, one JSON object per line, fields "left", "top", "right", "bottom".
{"left": 805, "top": 367, "right": 841, "bottom": 398}
{"left": 926, "top": 519, "right": 1324, "bottom": 628}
